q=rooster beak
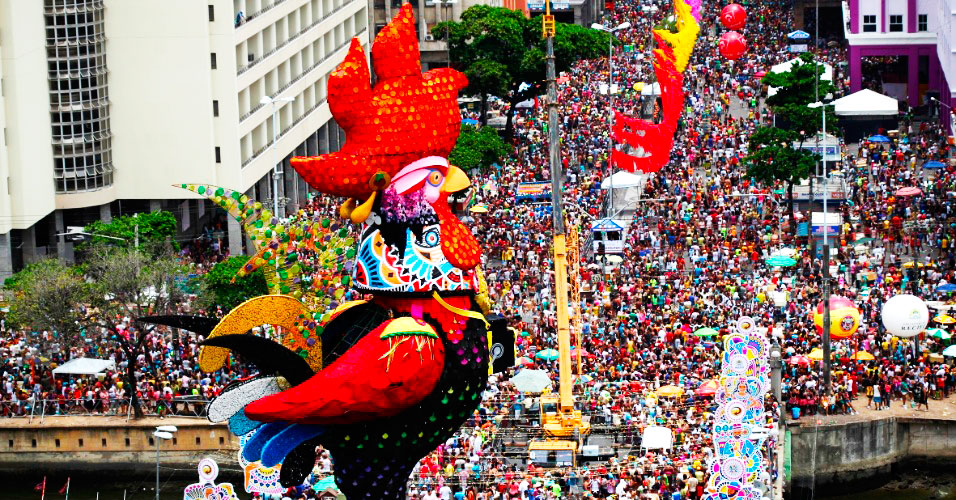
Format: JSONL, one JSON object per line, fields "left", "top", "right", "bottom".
{"left": 441, "top": 165, "right": 471, "bottom": 194}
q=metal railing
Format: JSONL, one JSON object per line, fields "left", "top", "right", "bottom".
{"left": 241, "top": 0, "right": 290, "bottom": 26}
{"left": 0, "top": 397, "right": 210, "bottom": 422}
{"left": 237, "top": 2, "right": 354, "bottom": 76}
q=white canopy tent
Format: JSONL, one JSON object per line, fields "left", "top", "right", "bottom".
{"left": 641, "top": 426, "right": 674, "bottom": 450}
{"left": 601, "top": 171, "right": 645, "bottom": 189}
{"left": 52, "top": 358, "right": 115, "bottom": 376}
{"left": 768, "top": 58, "right": 833, "bottom": 98}
{"left": 830, "top": 89, "right": 899, "bottom": 117}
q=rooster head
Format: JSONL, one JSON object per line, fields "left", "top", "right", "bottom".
{"left": 290, "top": 4, "right": 469, "bottom": 225}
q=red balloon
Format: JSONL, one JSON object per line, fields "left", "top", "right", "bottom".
{"left": 720, "top": 3, "right": 747, "bottom": 30}
{"left": 719, "top": 31, "right": 747, "bottom": 60}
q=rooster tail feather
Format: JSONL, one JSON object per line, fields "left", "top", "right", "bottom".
{"left": 201, "top": 335, "right": 314, "bottom": 386}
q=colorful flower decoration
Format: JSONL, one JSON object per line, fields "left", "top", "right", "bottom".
{"left": 703, "top": 317, "right": 771, "bottom": 500}
{"left": 183, "top": 458, "right": 240, "bottom": 500}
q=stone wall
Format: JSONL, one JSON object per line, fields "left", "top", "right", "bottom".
{"left": 786, "top": 417, "right": 956, "bottom": 497}
{"left": 0, "top": 417, "right": 239, "bottom": 474}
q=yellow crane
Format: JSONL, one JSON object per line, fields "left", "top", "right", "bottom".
{"left": 528, "top": 3, "right": 590, "bottom": 468}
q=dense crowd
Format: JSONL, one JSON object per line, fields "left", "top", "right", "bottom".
{"left": 3, "top": 0, "right": 956, "bottom": 497}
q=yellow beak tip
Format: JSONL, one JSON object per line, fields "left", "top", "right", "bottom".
{"left": 442, "top": 165, "right": 471, "bottom": 193}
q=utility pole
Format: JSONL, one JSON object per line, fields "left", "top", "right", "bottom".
{"left": 821, "top": 105, "right": 831, "bottom": 397}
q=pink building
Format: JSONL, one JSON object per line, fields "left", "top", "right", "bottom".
{"left": 843, "top": 0, "right": 955, "bottom": 110}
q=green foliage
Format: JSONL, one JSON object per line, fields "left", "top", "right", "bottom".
{"left": 744, "top": 127, "right": 818, "bottom": 234}
{"left": 6, "top": 259, "right": 95, "bottom": 338}
{"left": 84, "top": 211, "right": 179, "bottom": 253}
{"left": 449, "top": 125, "right": 511, "bottom": 171}
{"left": 4, "top": 260, "right": 56, "bottom": 290}
{"left": 744, "top": 128, "right": 816, "bottom": 186}
{"left": 198, "top": 256, "right": 268, "bottom": 313}
{"left": 435, "top": 6, "right": 609, "bottom": 133}
{"left": 762, "top": 52, "right": 837, "bottom": 142}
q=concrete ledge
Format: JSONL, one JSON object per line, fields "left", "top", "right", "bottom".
{"left": 0, "top": 416, "right": 238, "bottom": 475}
{"left": 786, "top": 417, "right": 956, "bottom": 497}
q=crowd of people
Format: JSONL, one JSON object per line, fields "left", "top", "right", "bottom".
{"left": 3, "top": 0, "right": 956, "bottom": 497}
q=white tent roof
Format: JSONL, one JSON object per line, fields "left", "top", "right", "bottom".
{"left": 641, "top": 426, "right": 673, "bottom": 450}
{"left": 52, "top": 358, "right": 115, "bottom": 376}
{"left": 601, "top": 171, "right": 644, "bottom": 189}
{"left": 768, "top": 58, "right": 833, "bottom": 97}
{"left": 831, "top": 89, "right": 899, "bottom": 116}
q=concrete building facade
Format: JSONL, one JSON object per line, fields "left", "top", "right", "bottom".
{"left": 0, "top": 0, "right": 369, "bottom": 279}
{"left": 843, "top": 0, "right": 948, "bottom": 110}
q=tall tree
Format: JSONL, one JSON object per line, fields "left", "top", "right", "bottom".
{"left": 762, "top": 52, "right": 837, "bottom": 144}
{"left": 746, "top": 53, "right": 837, "bottom": 235}
{"left": 84, "top": 211, "right": 179, "bottom": 255}
{"left": 449, "top": 125, "right": 512, "bottom": 172}
{"left": 7, "top": 246, "right": 189, "bottom": 418}
{"left": 743, "top": 127, "right": 817, "bottom": 234}
{"left": 435, "top": 6, "right": 610, "bottom": 137}
{"left": 195, "top": 255, "right": 269, "bottom": 314}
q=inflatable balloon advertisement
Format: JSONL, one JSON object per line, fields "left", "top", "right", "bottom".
{"left": 812, "top": 296, "right": 861, "bottom": 339}
{"left": 881, "top": 294, "right": 929, "bottom": 338}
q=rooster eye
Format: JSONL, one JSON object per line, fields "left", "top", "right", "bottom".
{"left": 421, "top": 228, "right": 440, "bottom": 248}
{"left": 427, "top": 170, "right": 444, "bottom": 186}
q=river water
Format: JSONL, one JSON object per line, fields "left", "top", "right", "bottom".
{"left": 3, "top": 472, "right": 212, "bottom": 500}
{"left": 818, "top": 468, "right": 956, "bottom": 500}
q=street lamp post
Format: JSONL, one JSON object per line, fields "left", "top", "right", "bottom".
{"left": 809, "top": 100, "right": 833, "bottom": 396}
{"left": 590, "top": 22, "right": 630, "bottom": 218}
{"left": 260, "top": 95, "right": 296, "bottom": 217}
{"left": 153, "top": 426, "right": 177, "bottom": 500}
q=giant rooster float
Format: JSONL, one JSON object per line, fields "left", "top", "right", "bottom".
{"left": 146, "top": 5, "right": 510, "bottom": 498}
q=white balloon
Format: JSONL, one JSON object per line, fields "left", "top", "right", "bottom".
{"left": 881, "top": 294, "right": 929, "bottom": 338}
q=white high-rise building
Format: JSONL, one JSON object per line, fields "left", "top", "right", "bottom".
{"left": 0, "top": 0, "right": 369, "bottom": 278}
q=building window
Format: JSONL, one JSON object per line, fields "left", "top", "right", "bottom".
{"left": 210, "top": 52, "right": 217, "bottom": 69}
{"left": 213, "top": 100, "right": 219, "bottom": 117}
{"left": 863, "top": 15, "right": 877, "bottom": 32}
{"left": 208, "top": 5, "right": 215, "bottom": 21}
{"left": 889, "top": 15, "right": 903, "bottom": 32}
{"left": 918, "top": 14, "right": 928, "bottom": 31}
{"left": 215, "top": 146, "right": 222, "bottom": 163}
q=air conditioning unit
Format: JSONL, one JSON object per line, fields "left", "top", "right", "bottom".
{"left": 424, "top": 33, "right": 435, "bottom": 41}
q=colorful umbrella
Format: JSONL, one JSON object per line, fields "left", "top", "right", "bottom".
{"left": 944, "top": 345, "right": 956, "bottom": 357}
{"left": 656, "top": 385, "right": 685, "bottom": 398}
{"left": 765, "top": 255, "right": 796, "bottom": 267}
{"left": 850, "top": 351, "right": 875, "bottom": 361}
{"left": 516, "top": 356, "right": 535, "bottom": 367}
{"left": 923, "top": 161, "right": 946, "bottom": 169}
{"left": 935, "top": 315, "right": 956, "bottom": 325}
{"left": 693, "top": 327, "right": 719, "bottom": 337}
{"left": 867, "top": 135, "right": 891, "bottom": 143}
{"left": 695, "top": 379, "right": 719, "bottom": 396}
{"left": 469, "top": 204, "right": 489, "bottom": 213}
{"left": 808, "top": 348, "right": 824, "bottom": 361}
{"left": 535, "top": 348, "right": 560, "bottom": 361}
{"left": 937, "top": 283, "right": 956, "bottom": 293}
{"left": 788, "top": 355, "right": 810, "bottom": 365}
{"left": 570, "top": 347, "right": 593, "bottom": 358}
{"left": 895, "top": 187, "right": 922, "bottom": 197}
{"left": 927, "top": 328, "right": 951, "bottom": 340}
{"left": 510, "top": 369, "right": 553, "bottom": 393}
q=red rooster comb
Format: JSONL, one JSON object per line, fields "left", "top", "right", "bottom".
{"left": 290, "top": 3, "right": 468, "bottom": 217}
